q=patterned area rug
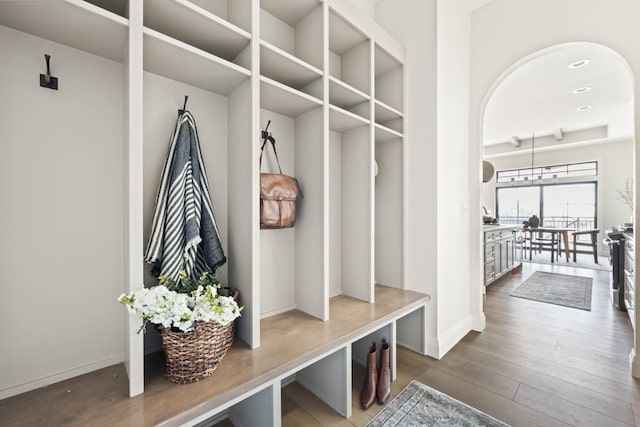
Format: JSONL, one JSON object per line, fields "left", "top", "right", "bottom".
{"left": 510, "top": 271, "right": 593, "bottom": 311}
{"left": 366, "top": 380, "right": 509, "bottom": 427}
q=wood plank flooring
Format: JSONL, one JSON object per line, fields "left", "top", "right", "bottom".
{"left": 273, "top": 263, "right": 639, "bottom": 427}
{"left": 2, "top": 263, "right": 635, "bottom": 426}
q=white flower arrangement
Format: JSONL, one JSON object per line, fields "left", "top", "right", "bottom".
{"left": 118, "top": 271, "right": 242, "bottom": 333}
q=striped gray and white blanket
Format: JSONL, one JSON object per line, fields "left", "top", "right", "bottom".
{"left": 144, "top": 111, "right": 226, "bottom": 281}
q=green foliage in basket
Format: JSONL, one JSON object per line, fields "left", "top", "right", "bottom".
{"left": 159, "top": 270, "right": 220, "bottom": 294}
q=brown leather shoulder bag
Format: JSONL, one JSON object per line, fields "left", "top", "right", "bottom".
{"left": 260, "top": 135, "right": 302, "bottom": 229}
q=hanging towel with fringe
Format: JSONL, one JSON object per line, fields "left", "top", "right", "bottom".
{"left": 144, "top": 111, "right": 226, "bottom": 281}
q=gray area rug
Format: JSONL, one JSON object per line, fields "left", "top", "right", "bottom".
{"left": 366, "top": 380, "right": 509, "bottom": 427}
{"left": 510, "top": 271, "right": 593, "bottom": 311}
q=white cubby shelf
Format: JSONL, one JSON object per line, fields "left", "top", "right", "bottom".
{"left": 0, "top": 0, "right": 417, "bottom": 424}
{"left": 144, "top": 0, "right": 251, "bottom": 64}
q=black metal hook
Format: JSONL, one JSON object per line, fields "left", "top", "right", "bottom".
{"left": 261, "top": 120, "right": 271, "bottom": 139}
{"left": 178, "top": 95, "right": 189, "bottom": 115}
{"left": 40, "top": 53, "right": 58, "bottom": 90}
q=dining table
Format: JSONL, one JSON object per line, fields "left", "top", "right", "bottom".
{"left": 523, "top": 226, "right": 576, "bottom": 262}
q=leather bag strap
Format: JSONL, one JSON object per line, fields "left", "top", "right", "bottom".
{"left": 259, "top": 135, "right": 283, "bottom": 175}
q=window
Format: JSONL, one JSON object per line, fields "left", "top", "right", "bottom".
{"left": 496, "top": 182, "right": 597, "bottom": 230}
{"left": 496, "top": 186, "right": 540, "bottom": 223}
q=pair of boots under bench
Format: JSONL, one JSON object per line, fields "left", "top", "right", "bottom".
{"left": 360, "top": 339, "right": 391, "bottom": 409}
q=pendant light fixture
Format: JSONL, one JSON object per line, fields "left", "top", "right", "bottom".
{"left": 482, "top": 160, "right": 495, "bottom": 183}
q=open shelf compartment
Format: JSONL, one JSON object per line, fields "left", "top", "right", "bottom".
{"left": 259, "top": 104, "right": 326, "bottom": 321}
{"left": 260, "top": 76, "right": 322, "bottom": 118}
{"left": 375, "top": 99, "right": 404, "bottom": 134}
{"left": 143, "top": 28, "right": 251, "bottom": 96}
{"left": 374, "top": 44, "right": 403, "bottom": 114}
{"left": 260, "top": 41, "right": 323, "bottom": 91}
{"left": 375, "top": 136, "right": 404, "bottom": 290}
{"left": 144, "top": 0, "right": 251, "bottom": 64}
{"left": 329, "top": 105, "right": 370, "bottom": 133}
{"left": 0, "top": 0, "right": 128, "bottom": 62}
{"left": 260, "top": 0, "right": 323, "bottom": 93}
{"left": 329, "top": 124, "right": 373, "bottom": 303}
{"left": 329, "top": 9, "right": 371, "bottom": 97}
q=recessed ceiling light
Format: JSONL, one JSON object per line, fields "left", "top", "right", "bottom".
{"left": 577, "top": 105, "right": 592, "bottom": 111}
{"left": 573, "top": 86, "right": 591, "bottom": 94}
{"left": 569, "top": 59, "right": 590, "bottom": 69}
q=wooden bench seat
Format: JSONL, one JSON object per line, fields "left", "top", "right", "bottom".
{"left": 0, "top": 286, "right": 429, "bottom": 427}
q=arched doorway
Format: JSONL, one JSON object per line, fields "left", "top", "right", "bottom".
{"left": 476, "top": 41, "right": 636, "bottom": 364}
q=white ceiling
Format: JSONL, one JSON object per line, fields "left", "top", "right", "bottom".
{"left": 483, "top": 42, "right": 634, "bottom": 155}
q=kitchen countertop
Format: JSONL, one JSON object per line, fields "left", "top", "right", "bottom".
{"left": 482, "top": 224, "right": 522, "bottom": 231}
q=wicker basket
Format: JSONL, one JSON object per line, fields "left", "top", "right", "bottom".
{"left": 160, "top": 320, "right": 235, "bottom": 384}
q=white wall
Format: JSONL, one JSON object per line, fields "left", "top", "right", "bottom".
{"left": 348, "top": 0, "right": 376, "bottom": 18}
{"left": 435, "top": 1, "right": 478, "bottom": 357}
{"left": 376, "top": 0, "right": 478, "bottom": 359}
{"left": 375, "top": 0, "right": 440, "bottom": 355}
{"left": 469, "top": 0, "right": 640, "bottom": 374}
{"left": 483, "top": 139, "right": 634, "bottom": 254}
{"left": 0, "top": 26, "right": 124, "bottom": 398}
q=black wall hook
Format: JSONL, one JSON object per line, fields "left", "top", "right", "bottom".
{"left": 261, "top": 120, "right": 271, "bottom": 139}
{"left": 39, "top": 54, "right": 58, "bottom": 90}
{"left": 178, "top": 95, "right": 189, "bottom": 114}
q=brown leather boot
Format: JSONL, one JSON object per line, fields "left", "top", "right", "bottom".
{"left": 377, "top": 339, "right": 391, "bottom": 404}
{"left": 360, "top": 342, "right": 377, "bottom": 409}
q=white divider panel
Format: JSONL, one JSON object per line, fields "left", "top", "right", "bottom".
{"left": 296, "top": 346, "right": 351, "bottom": 418}
{"left": 329, "top": 131, "right": 343, "bottom": 297}
{"left": 375, "top": 139, "right": 403, "bottom": 289}
{"left": 397, "top": 306, "right": 426, "bottom": 355}
{"left": 228, "top": 385, "right": 278, "bottom": 427}
{"left": 294, "top": 107, "right": 328, "bottom": 320}
{"left": 340, "top": 126, "right": 373, "bottom": 302}
{"left": 229, "top": 80, "right": 259, "bottom": 347}
{"left": 125, "top": 0, "right": 144, "bottom": 398}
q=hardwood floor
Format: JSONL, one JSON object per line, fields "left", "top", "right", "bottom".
{"left": 272, "top": 263, "right": 639, "bottom": 427}
{"left": 3, "top": 263, "right": 632, "bottom": 426}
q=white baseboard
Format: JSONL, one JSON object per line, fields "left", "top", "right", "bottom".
{"left": 425, "top": 335, "right": 441, "bottom": 359}
{"left": 630, "top": 348, "right": 640, "bottom": 378}
{"left": 260, "top": 304, "right": 297, "bottom": 319}
{"left": 471, "top": 313, "right": 486, "bottom": 332}
{"left": 425, "top": 315, "right": 472, "bottom": 359}
{"left": 0, "top": 353, "right": 124, "bottom": 400}
{"left": 397, "top": 340, "right": 424, "bottom": 355}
